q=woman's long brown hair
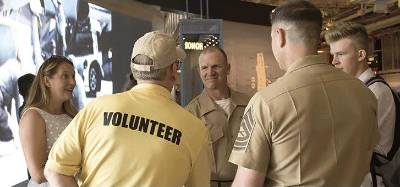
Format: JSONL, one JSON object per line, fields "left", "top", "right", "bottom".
{"left": 24, "top": 55, "right": 78, "bottom": 118}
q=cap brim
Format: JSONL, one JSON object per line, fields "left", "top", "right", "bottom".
{"left": 176, "top": 47, "right": 186, "bottom": 60}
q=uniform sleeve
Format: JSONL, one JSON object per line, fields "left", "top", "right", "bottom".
{"left": 45, "top": 110, "right": 87, "bottom": 176}
{"left": 185, "top": 101, "right": 197, "bottom": 116}
{"left": 185, "top": 133, "right": 211, "bottom": 187}
{"left": 229, "top": 94, "right": 271, "bottom": 173}
{"left": 370, "top": 82, "right": 396, "bottom": 155}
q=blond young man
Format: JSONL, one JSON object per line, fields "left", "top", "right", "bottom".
{"left": 325, "top": 22, "right": 396, "bottom": 187}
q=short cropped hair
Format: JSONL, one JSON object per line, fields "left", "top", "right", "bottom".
{"left": 200, "top": 46, "right": 228, "bottom": 64}
{"left": 131, "top": 55, "right": 168, "bottom": 81}
{"left": 324, "top": 22, "right": 369, "bottom": 51}
{"left": 270, "top": 0, "right": 322, "bottom": 47}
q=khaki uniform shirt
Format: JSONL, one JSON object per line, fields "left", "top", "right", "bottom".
{"left": 186, "top": 89, "right": 250, "bottom": 186}
{"left": 229, "top": 55, "right": 380, "bottom": 187}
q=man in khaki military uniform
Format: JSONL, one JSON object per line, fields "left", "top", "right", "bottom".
{"left": 229, "top": 1, "right": 380, "bottom": 187}
{"left": 186, "top": 47, "right": 250, "bottom": 187}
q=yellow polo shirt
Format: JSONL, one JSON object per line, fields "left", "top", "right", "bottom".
{"left": 46, "top": 84, "right": 210, "bottom": 187}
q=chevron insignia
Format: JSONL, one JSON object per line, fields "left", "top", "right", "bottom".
{"left": 233, "top": 109, "right": 255, "bottom": 151}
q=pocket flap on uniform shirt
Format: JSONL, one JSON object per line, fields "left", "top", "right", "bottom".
{"left": 208, "top": 125, "right": 224, "bottom": 143}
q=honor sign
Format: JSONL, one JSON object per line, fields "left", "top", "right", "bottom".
{"left": 184, "top": 42, "right": 204, "bottom": 50}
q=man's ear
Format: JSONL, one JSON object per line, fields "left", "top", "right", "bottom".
{"left": 170, "top": 63, "right": 178, "bottom": 81}
{"left": 358, "top": 49, "right": 367, "bottom": 62}
{"left": 226, "top": 63, "right": 231, "bottom": 74}
{"left": 277, "top": 28, "right": 286, "bottom": 47}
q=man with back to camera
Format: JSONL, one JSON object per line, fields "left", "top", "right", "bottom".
{"left": 325, "top": 21, "right": 396, "bottom": 187}
{"left": 229, "top": 1, "right": 380, "bottom": 186}
{"left": 44, "top": 31, "right": 211, "bottom": 187}
{"left": 186, "top": 46, "right": 250, "bottom": 187}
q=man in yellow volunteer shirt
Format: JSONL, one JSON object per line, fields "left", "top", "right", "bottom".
{"left": 44, "top": 31, "right": 210, "bottom": 187}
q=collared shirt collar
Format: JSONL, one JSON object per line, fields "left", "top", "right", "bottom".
{"left": 130, "top": 83, "right": 173, "bottom": 100}
{"left": 285, "top": 54, "right": 329, "bottom": 75}
{"left": 198, "top": 90, "right": 217, "bottom": 116}
{"left": 358, "top": 68, "right": 375, "bottom": 83}
{"left": 198, "top": 88, "right": 247, "bottom": 116}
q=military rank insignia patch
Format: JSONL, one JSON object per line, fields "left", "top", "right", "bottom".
{"left": 233, "top": 109, "right": 255, "bottom": 151}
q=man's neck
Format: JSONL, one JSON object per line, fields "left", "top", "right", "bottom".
{"left": 283, "top": 45, "right": 318, "bottom": 71}
{"left": 137, "top": 80, "right": 172, "bottom": 92}
{"left": 206, "top": 86, "right": 230, "bottom": 101}
{"left": 355, "top": 63, "right": 369, "bottom": 78}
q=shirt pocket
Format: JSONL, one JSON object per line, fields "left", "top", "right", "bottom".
{"left": 206, "top": 122, "right": 224, "bottom": 174}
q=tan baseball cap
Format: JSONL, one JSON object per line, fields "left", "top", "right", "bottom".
{"left": 131, "top": 31, "right": 186, "bottom": 72}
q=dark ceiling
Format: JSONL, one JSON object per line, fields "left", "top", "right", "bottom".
{"left": 135, "top": 0, "right": 275, "bottom": 26}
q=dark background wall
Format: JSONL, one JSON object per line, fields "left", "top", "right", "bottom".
{"left": 111, "top": 13, "right": 151, "bottom": 93}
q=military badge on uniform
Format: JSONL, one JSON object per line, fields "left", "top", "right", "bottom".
{"left": 233, "top": 108, "right": 255, "bottom": 151}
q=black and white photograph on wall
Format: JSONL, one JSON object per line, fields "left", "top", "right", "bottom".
{"left": 0, "top": 0, "right": 112, "bottom": 186}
